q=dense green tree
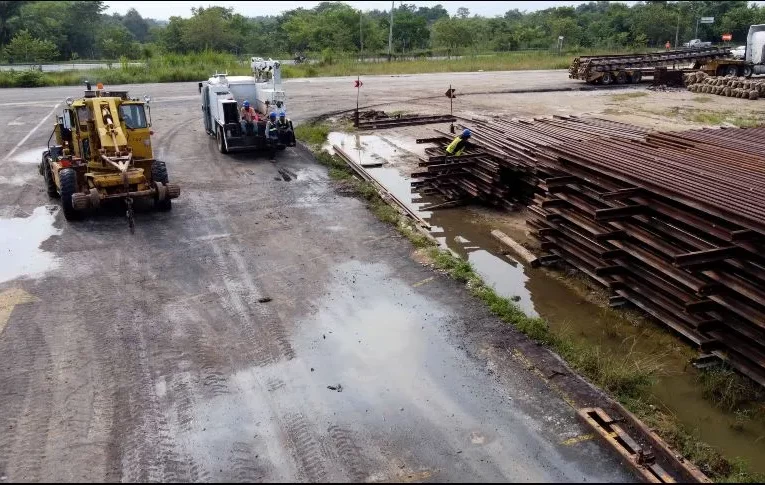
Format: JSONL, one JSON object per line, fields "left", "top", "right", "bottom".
{"left": 4, "top": 1, "right": 765, "bottom": 62}
{"left": 4, "top": 30, "right": 57, "bottom": 64}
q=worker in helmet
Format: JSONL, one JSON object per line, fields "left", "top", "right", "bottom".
{"left": 445, "top": 129, "right": 473, "bottom": 157}
{"left": 240, "top": 100, "right": 259, "bottom": 136}
{"left": 276, "top": 111, "right": 295, "bottom": 147}
{"left": 266, "top": 112, "right": 280, "bottom": 161}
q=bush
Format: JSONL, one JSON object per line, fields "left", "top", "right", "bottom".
{"left": 6, "top": 70, "right": 45, "bottom": 87}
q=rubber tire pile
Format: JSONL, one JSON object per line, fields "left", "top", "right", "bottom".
{"left": 684, "top": 71, "right": 763, "bottom": 100}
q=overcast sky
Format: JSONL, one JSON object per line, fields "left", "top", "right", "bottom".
{"left": 104, "top": 1, "right": 640, "bottom": 20}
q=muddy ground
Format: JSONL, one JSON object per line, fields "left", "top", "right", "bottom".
{"left": 2, "top": 70, "right": 763, "bottom": 482}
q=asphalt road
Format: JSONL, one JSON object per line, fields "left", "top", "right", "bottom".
{"left": 0, "top": 72, "right": 633, "bottom": 482}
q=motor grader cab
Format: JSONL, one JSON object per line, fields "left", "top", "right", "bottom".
{"left": 39, "top": 82, "right": 180, "bottom": 232}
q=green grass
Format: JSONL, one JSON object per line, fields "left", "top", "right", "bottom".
{"left": 1, "top": 48, "right": 636, "bottom": 88}
{"left": 656, "top": 107, "right": 765, "bottom": 128}
{"left": 0, "top": 51, "right": 251, "bottom": 88}
{"left": 299, "top": 119, "right": 764, "bottom": 483}
{"left": 610, "top": 91, "right": 649, "bottom": 102}
{"left": 295, "top": 123, "right": 332, "bottom": 148}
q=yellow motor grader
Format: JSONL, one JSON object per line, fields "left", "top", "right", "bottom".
{"left": 39, "top": 82, "right": 180, "bottom": 232}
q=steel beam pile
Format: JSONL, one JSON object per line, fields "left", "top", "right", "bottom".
{"left": 527, "top": 127, "right": 765, "bottom": 386}
{"left": 413, "top": 115, "right": 765, "bottom": 384}
{"left": 411, "top": 137, "right": 529, "bottom": 210}
{"left": 411, "top": 116, "right": 650, "bottom": 208}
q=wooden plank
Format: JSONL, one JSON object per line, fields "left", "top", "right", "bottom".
{"left": 491, "top": 229, "right": 541, "bottom": 268}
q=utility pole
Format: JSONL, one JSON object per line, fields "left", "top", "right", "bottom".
{"left": 388, "top": 0, "right": 394, "bottom": 62}
{"left": 359, "top": 10, "right": 363, "bottom": 60}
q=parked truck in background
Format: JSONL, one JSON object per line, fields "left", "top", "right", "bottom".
{"left": 683, "top": 39, "right": 712, "bottom": 48}
{"left": 569, "top": 24, "right": 765, "bottom": 85}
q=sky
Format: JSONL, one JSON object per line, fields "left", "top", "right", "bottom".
{"left": 104, "top": 1, "right": 638, "bottom": 20}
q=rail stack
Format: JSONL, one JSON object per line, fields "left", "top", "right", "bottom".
{"left": 527, "top": 127, "right": 765, "bottom": 386}
{"left": 414, "top": 115, "right": 765, "bottom": 385}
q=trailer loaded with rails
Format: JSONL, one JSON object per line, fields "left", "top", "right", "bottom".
{"left": 568, "top": 46, "right": 752, "bottom": 85}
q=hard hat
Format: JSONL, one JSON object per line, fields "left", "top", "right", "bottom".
{"left": 269, "top": 112, "right": 276, "bottom": 119}
{"left": 243, "top": 100, "right": 250, "bottom": 108}
{"left": 279, "top": 111, "right": 286, "bottom": 117}
{"left": 462, "top": 129, "right": 472, "bottom": 138}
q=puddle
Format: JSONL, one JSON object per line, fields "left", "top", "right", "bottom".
{"left": 323, "top": 130, "right": 765, "bottom": 473}
{"left": 0, "top": 206, "right": 61, "bottom": 284}
{"left": 8, "top": 147, "right": 46, "bottom": 164}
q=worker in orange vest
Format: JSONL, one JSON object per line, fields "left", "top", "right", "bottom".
{"left": 665, "top": 41, "right": 671, "bottom": 50}
{"left": 240, "top": 100, "right": 259, "bottom": 135}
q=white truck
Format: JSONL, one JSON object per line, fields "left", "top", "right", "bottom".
{"left": 684, "top": 39, "right": 712, "bottom": 48}
{"left": 198, "top": 57, "right": 293, "bottom": 154}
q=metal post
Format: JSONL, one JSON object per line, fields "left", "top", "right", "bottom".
{"left": 388, "top": 1, "right": 394, "bottom": 62}
{"left": 355, "top": 75, "right": 360, "bottom": 127}
{"left": 449, "top": 83, "right": 454, "bottom": 134}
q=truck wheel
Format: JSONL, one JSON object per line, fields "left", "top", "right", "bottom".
{"left": 59, "top": 168, "right": 80, "bottom": 221}
{"left": 616, "top": 71, "right": 627, "bottom": 84}
{"left": 741, "top": 65, "right": 753, "bottom": 78}
{"left": 151, "top": 161, "right": 172, "bottom": 211}
{"left": 217, "top": 126, "right": 228, "bottom": 154}
{"left": 601, "top": 72, "right": 614, "bottom": 85}
{"left": 41, "top": 151, "right": 58, "bottom": 197}
{"left": 630, "top": 71, "right": 642, "bottom": 84}
{"left": 725, "top": 65, "right": 738, "bottom": 77}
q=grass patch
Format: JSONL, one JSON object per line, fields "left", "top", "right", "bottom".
{"left": 656, "top": 107, "right": 765, "bottom": 128}
{"left": 697, "top": 365, "right": 765, "bottom": 413}
{"left": 693, "top": 96, "right": 713, "bottom": 103}
{"left": 295, "top": 123, "right": 332, "bottom": 148}
{"left": 300, "top": 119, "right": 764, "bottom": 483}
{"left": 610, "top": 91, "right": 649, "bottom": 102}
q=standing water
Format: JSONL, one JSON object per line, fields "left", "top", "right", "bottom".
{"left": 325, "top": 130, "right": 765, "bottom": 473}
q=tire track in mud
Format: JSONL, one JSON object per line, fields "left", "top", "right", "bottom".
{"left": 281, "top": 413, "right": 329, "bottom": 482}
{"left": 0, "top": 307, "right": 52, "bottom": 482}
{"left": 327, "top": 425, "right": 368, "bottom": 483}
{"left": 107, "top": 249, "right": 196, "bottom": 483}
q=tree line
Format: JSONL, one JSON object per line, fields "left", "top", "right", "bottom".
{"left": 2, "top": 1, "right": 765, "bottom": 64}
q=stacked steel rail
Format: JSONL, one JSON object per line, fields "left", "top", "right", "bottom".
{"left": 569, "top": 46, "right": 731, "bottom": 80}
{"left": 414, "top": 116, "right": 765, "bottom": 385}
{"left": 412, "top": 116, "right": 651, "bottom": 208}
{"left": 527, "top": 128, "right": 765, "bottom": 386}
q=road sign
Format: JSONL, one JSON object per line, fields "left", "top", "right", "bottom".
{"left": 354, "top": 80, "right": 363, "bottom": 88}
{"left": 445, "top": 88, "right": 456, "bottom": 98}
{"left": 700, "top": 17, "right": 714, "bottom": 24}
{"left": 722, "top": 33, "right": 732, "bottom": 41}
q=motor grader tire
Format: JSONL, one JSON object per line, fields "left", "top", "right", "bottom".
{"left": 725, "top": 65, "right": 739, "bottom": 77}
{"left": 151, "top": 160, "right": 172, "bottom": 211}
{"left": 41, "top": 151, "right": 58, "bottom": 197}
{"left": 59, "top": 168, "right": 80, "bottom": 221}
{"left": 742, "top": 65, "right": 753, "bottom": 78}
{"left": 216, "top": 126, "right": 228, "bottom": 154}
{"left": 600, "top": 72, "right": 614, "bottom": 85}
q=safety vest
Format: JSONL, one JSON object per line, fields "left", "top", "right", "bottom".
{"left": 267, "top": 121, "right": 279, "bottom": 139}
{"left": 241, "top": 107, "right": 258, "bottom": 122}
{"left": 445, "top": 136, "right": 466, "bottom": 156}
{"left": 277, "top": 118, "right": 291, "bottom": 129}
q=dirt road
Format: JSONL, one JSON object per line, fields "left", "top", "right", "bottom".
{"left": 0, "top": 71, "right": 634, "bottom": 481}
